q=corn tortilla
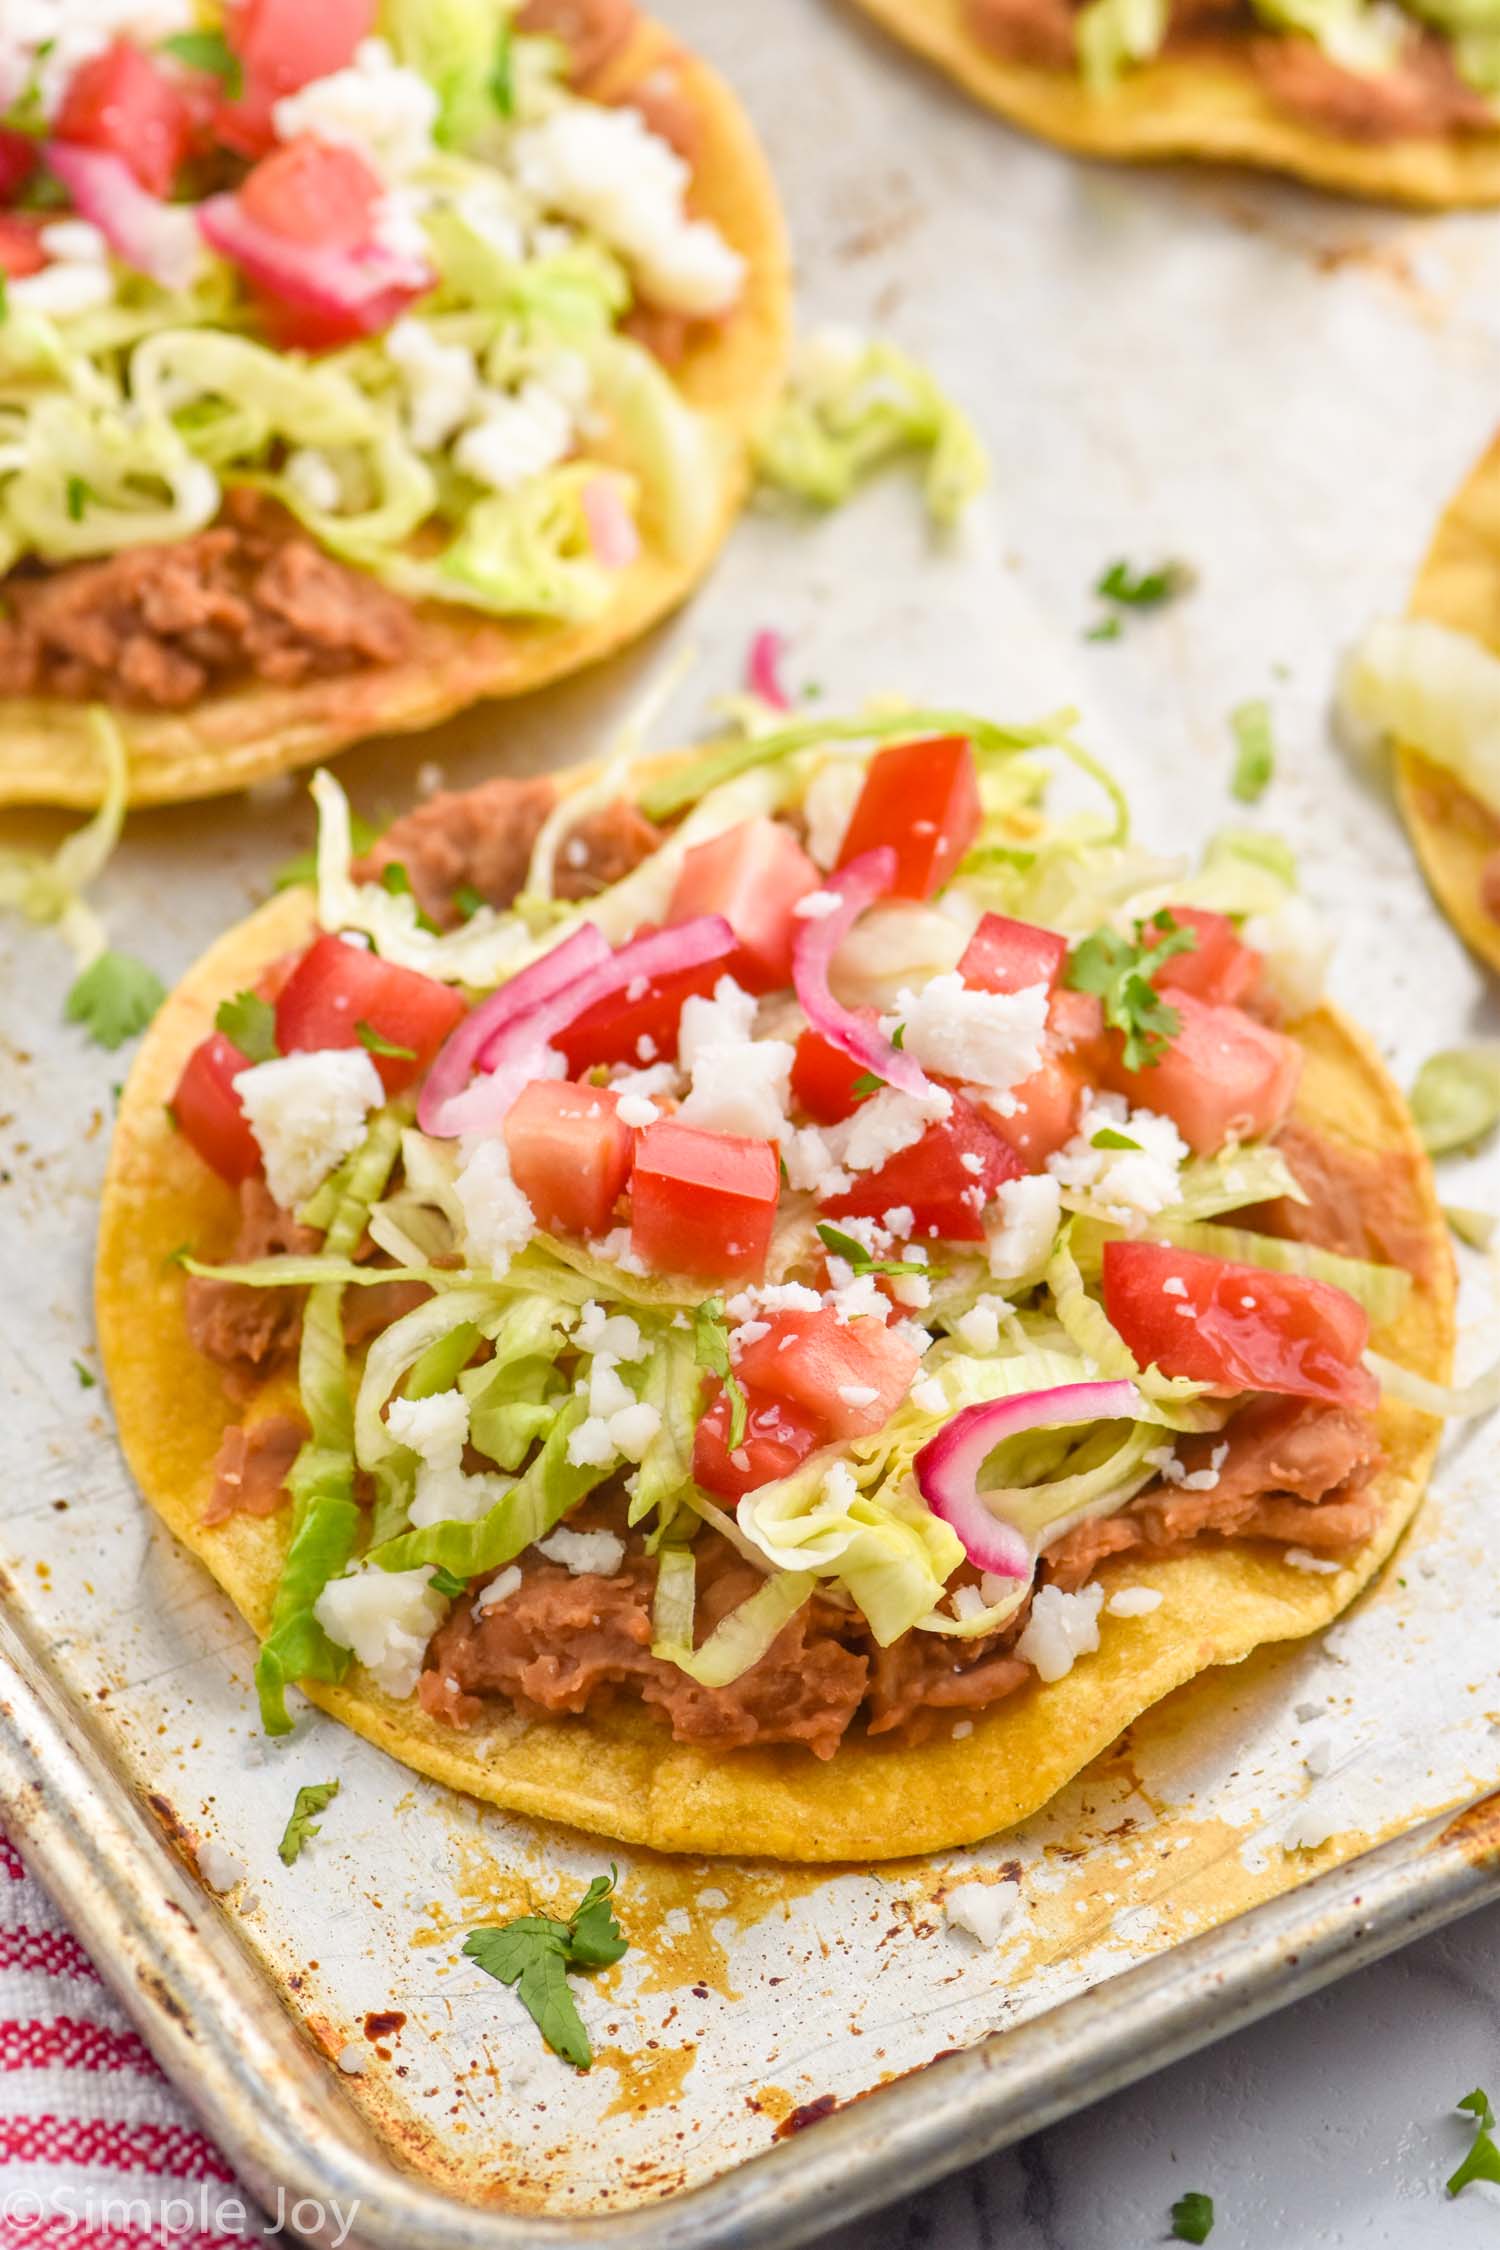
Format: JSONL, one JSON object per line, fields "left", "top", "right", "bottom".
{"left": 0, "top": 20, "right": 791, "bottom": 813}
{"left": 1396, "top": 431, "right": 1500, "bottom": 974}
{"left": 97, "top": 756, "right": 1455, "bottom": 1860}
{"left": 845, "top": 0, "right": 1500, "bottom": 207}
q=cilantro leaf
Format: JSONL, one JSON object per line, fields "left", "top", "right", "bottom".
{"left": 428, "top": 1565, "right": 469, "bottom": 1597}
{"left": 64, "top": 952, "right": 165, "bottom": 1051}
{"left": 1090, "top": 1127, "right": 1141, "bottom": 1151}
{"left": 1229, "top": 698, "right": 1276, "bottom": 804}
{"left": 462, "top": 1867, "right": 627, "bottom": 2069}
{"left": 356, "top": 1019, "right": 416, "bottom": 1061}
{"left": 72, "top": 1358, "right": 96, "bottom": 1389}
{"left": 1084, "top": 615, "right": 1121, "bottom": 643}
{"left": 849, "top": 1070, "right": 884, "bottom": 1098}
{"left": 1448, "top": 2088, "right": 1500, "bottom": 2196}
{"left": 693, "top": 1298, "right": 748, "bottom": 1449}
{"left": 453, "top": 883, "right": 486, "bottom": 921}
{"left": 1170, "top": 2190, "right": 1215, "bottom": 2242}
{"left": 815, "top": 1220, "right": 937, "bottom": 1280}
{"left": 162, "top": 28, "right": 244, "bottom": 94}
{"left": 65, "top": 475, "right": 91, "bottom": 523}
{"left": 1064, "top": 911, "right": 1196, "bottom": 1071}
{"left": 215, "top": 990, "right": 279, "bottom": 1064}
{"left": 277, "top": 1780, "right": 339, "bottom": 1867}
{"left": 1096, "top": 558, "right": 1193, "bottom": 609}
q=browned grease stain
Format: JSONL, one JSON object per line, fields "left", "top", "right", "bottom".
{"left": 1439, "top": 1788, "right": 1500, "bottom": 1861}
{"left": 749, "top": 2083, "right": 795, "bottom": 2124}
{"left": 412, "top": 1813, "right": 829, "bottom": 2001}
{"left": 594, "top": 2039, "right": 698, "bottom": 2117}
{"left": 775, "top": 2092, "right": 838, "bottom": 2138}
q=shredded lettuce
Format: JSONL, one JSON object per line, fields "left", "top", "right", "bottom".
{"left": 255, "top": 1110, "right": 404, "bottom": 1732}
{"left": 652, "top": 1568, "right": 817, "bottom": 1686}
{"left": 1339, "top": 617, "right": 1500, "bottom": 823}
{"left": 650, "top": 1541, "right": 698, "bottom": 1654}
{"left": 755, "top": 330, "right": 987, "bottom": 527}
{"left": 628, "top": 1332, "right": 700, "bottom": 1533}
{"left": 1076, "top": 0, "right": 1169, "bottom": 90}
{"left": 1248, "top": 0, "right": 1408, "bottom": 72}
{"left": 1409, "top": 1046, "right": 1500, "bottom": 1157}
{"left": 369, "top": 1398, "right": 609, "bottom": 1577}
{"left": 0, "top": 709, "right": 127, "bottom": 967}
{"left": 739, "top": 1456, "right": 964, "bottom": 1646}
{"left": 381, "top": 0, "right": 507, "bottom": 148}
{"left": 462, "top": 1296, "right": 573, "bottom": 1470}
{"left": 584, "top": 332, "right": 721, "bottom": 563}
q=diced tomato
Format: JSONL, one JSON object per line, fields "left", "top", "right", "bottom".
{"left": 821, "top": 1095, "right": 1022, "bottom": 1241}
{"left": 170, "top": 1031, "right": 262, "bottom": 1185}
{"left": 665, "top": 818, "right": 820, "bottom": 994}
{"left": 959, "top": 912, "right": 1067, "bottom": 997}
{"left": 732, "top": 1308, "right": 920, "bottom": 1439}
{"left": 1145, "top": 908, "right": 1262, "bottom": 1009}
{"left": 692, "top": 1382, "right": 828, "bottom": 1502}
{"left": 555, "top": 952, "right": 731, "bottom": 1074}
{"left": 219, "top": 0, "right": 375, "bottom": 156}
{"left": 790, "top": 1015, "right": 880, "bottom": 1125}
{"left": 0, "top": 129, "right": 38, "bottom": 202}
{"left": 273, "top": 932, "right": 466, "bottom": 1095}
{"left": 0, "top": 215, "right": 46, "bottom": 279}
{"left": 503, "top": 1080, "right": 633, "bottom": 1238}
{"left": 985, "top": 987, "right": 1106, "bottom": 1170}
{"left": 54, "top": 40, "right": 194, "bottom": 197}
{"left": 836, "top": 735, "right": 981, "bottom": 900}
{"left": 1105, "top": 990, "right": 1302, "bottom": 1155}
{"left": 1101, "top": 1241, "right": 1376, "bottom": 1411}
{"left": 238, "top": 137, "right": 383, "bottom": 249}
{"left": 630, "top": 1119, "right": 779, "bottom": 1283}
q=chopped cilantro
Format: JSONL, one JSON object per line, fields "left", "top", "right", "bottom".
{"left": 453, "top": 882, "right": 486, "bottom": 921}
{"left": 891, "top": 1022, "right": 906, "bottom": 1049}
{"left": 1170, "top": 2190, "right": 1215, "bottom": 2242}
{"left": 1084, "top": 615, "right": 1122, "bottom": 643}
{"left": 693, "top": 1299, "right": 748, "bottom": 1449}
{"left": 215, "top": 990, "right": 278, "bottom": 1064}
{"left": 1064, "top": 910, "right": 1196, "bottom": 1071}
{"left": 850, "top": 1070, "right": 884, "bottom": 1098}
{"left": 271, "top": 811, "right": 378, "bottom": 892}
{"left": 276, "top": 1780, "right": 340, "bottom": 1868}
{"left": 429, "top": 1565, "right": 469, "bottom": 1598}
{"left": 0, "top": 272, "right": 8, "bottom": 322}
{"left": 356, "top": 1019, "right": 417, "bottom": 1061}
{"left": 815, "top": 1220, "right": 938, "bottom": 1280}
{"left": 64, "top": 952, "right": 165, "bottom": 1051}
{"left": 72, "top": 1358, "right": 96, "bottom": 1390}
{"left": 1229, "top": 698, "right": 1276, "bottom": 804}
{"left": 462, "top": 1868, "right": 627, "bottom": 2069}
{"left": 1096, "top": 558, "right": 1193, "bottom": 609}
{"left": 1090, "top": 1126, "right": 1141, "bottom": 1151}
{"left": 162, "top": 28, "right": 244, "bottom": 94}
{"left": 65, "top": 475, "right": 93, "bottom": 522}
{"left": 1448, "top": 2088, "right": 1500, "bottom": 2196}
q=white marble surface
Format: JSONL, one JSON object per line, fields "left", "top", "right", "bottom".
{"left": 831, "top": 1906, "right": 1500, "bottom": 2247}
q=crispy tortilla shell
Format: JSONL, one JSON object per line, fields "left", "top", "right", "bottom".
{"left": 99, "top": 821, "right": 1454, "bottom": 1861}
{"left": 845, "top": 0, "right": 1500, "bottom": 206}
{"left": 1397, "top": 430, "right": 1500, "bottom": 973}
{"left": 0, "top": 18, "right": 790, "bottom": 813}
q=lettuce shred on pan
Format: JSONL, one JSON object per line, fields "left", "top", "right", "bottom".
{"left": 754, "top": 330, "right": 988, "bottom": 527}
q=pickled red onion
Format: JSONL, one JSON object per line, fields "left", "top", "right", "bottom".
{"left": 791, "top": 847, "right": 935, "bottom": 1101}
{"left": 746, "top": 629, "right": 790, "bottom": 711}
{"left": 46, "top": 143, "right": 199, "bottom": 290}
{"left": 582, "top": 477, "right": 640, "bottom": 570}
{"left": 417, "top": 924, "right": 609, "bottom": 1136}
{"left": 914, "top": 1379, "right": 1142, "bottom": 1577}
{"left": 423, "top": 914, "right": 738, "bottom": 1139}
{"left": 197, "top": 191, "right": 433, "bottom": 340}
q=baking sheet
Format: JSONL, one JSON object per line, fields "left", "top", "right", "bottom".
{"left": 4, "top": 0, "right": 1500, "bottom": 2226}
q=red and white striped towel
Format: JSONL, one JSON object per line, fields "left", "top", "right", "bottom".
{"left": 0, "top": 1831, "right": 249, "bottom": 2249}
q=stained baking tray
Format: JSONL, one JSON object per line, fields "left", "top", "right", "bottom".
{"left": 4, "top": 0, "right": 1500, "bottom": 2239}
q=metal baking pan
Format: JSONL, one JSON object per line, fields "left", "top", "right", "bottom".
{"left": 4, "top": 0, "right": 1500, "bottom": 2237}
